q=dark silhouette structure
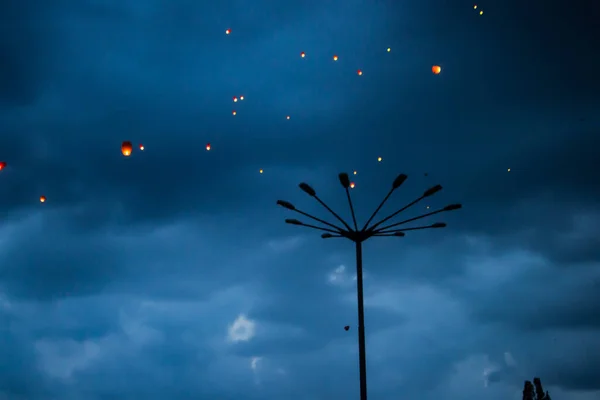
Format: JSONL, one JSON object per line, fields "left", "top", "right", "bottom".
{"left": 277, "top": 172, "right": 462, "bottom": 400}
{"left": 523, "top": 377, "right": 552, "bottom": 400}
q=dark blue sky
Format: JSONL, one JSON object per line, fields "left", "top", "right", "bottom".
{"left": 1, "top": 0, "right": 599, "bottom": 399}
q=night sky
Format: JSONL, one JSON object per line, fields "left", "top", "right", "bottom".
{"left": 1, "top": 0, "right": 599, "bottom": 399}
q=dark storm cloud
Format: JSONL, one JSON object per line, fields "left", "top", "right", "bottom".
{"left": 460, "top": 127, "right": 600, "bottom": 213}
{"left": 1, "top": 0, "right": 600, "bottom": 399}
{"left": 0, "top": 0, "right": 391, "bottom": 232}
{"left": 233, "top": 274, "right": 407, "bottom": 358}
{"left": 0, "top": 304, "right": 56, "bottom": 399}
{"left": 442, "top": 125, "right": 600, "bottom": 265}
{"left": 2, "top": 0, "right": 595, "bottom": 242}
{"left": 0, "top": 1, "right": 59, "bottom": 107}
{"left": 0, "top": 217, "right": 125, "bottom": 300}
{"left": 466, "top": 257, "right": 600, "bottom": 331}
{"left": 0, "top": 211, "right": 281, "bottom": 301}
{"left": 432, "top": 241, "right": 600, "bottom": 392}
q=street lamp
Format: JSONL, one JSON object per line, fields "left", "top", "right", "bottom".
{"left": 277, "top": 172, "right": 462, "bottom": 400}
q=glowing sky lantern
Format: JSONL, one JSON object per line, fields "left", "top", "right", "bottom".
{"left": 333, "top": 55, "right": 338, "bottom": 61}
{"left": 233, "top": 96, "right": 238, "bottom": 102}
{"left": 259, "top": 169, "right": 263, "bottom": 174}
{"left": 39, "top": 195, "right": 46, "bottom": 203}
{"left": 232, "top": 110, "right": 237, "bottom": 116}
{"left": 139, "top": 144, "right": 144, "bottom": 151}
{"left": 474, "top": 4, "right": 477, "bottom": 9}
{"left": 206, "top": 143, "right": 211, "bottom": 151}
{"left": 225, "top": 28, "right": 231, "bottom": 35}
{"left": 357, "top": 69, "right": 363, "bottom": 76}
{"left": 377, "top": 156, "right": 382, "bottom": 162}
{"left": 121, "top": 141, "right": 133, "bottom": 156}
{"left": 286, "top": 115, "right": 290, "bottom": 120}
{"left": 432, "top": 65, "right": 441, "bottom": 74}
{"left": 240, "top": 95, "right": 244, "bottom": 100}
{"left": 387, "top": 47, "right": 391, "bottom": 52}
{"left": 300, "top": 51, "right": 305, "bottom": 58}
{"left": 479, "top": 10, "right": 483, "bottom": 15}
{"left": 0, "top": 161, "right": 6, "bottom": 171}
{"left": 350, "top": 182, "right": 356, "bottom": 189}
{"left": 507, "top": 168, "right": 511, "bottom": 172}
{"left": 353, "top": 170, "right": 357, "bottom": 175}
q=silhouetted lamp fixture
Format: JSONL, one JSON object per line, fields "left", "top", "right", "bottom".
{"left": 276, "top": 172, "right": 462, "bottom": 400}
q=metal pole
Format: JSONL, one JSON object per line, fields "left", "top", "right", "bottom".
{"left": 355, "top": 240, "right": 367, "bottom": 400}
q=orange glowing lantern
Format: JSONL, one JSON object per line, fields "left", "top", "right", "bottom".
{"left": 357, "top": 69, "right": 363, "bottom": 76}
{"left": 232, "top": 110, "right": 237, "bottom": 116}
{"left": 233, "top": 96, "right": 238, "bottom": 102}
{"left": 333, "top": 55, "right": 338, "bottom": 61}
{"left": 39, "top": 195, "right": 46, "bottom": 203}
{"left": 206, "top": 143, "right": 211, "bottom": 151}
{"left": 225, "top": 29, "right": 231, "bottom": 35}
{"left": 300, "top": 51, "right": 305, "bottom": 58}
{"left": 432, "top": 65, "right": 441, "bottom": 74}
{"left": 0, "top": 161, "right": 6, "bottom": 171}
{"left": 350, "top": 182, "right": 356, "bottom": 189}
{"left": 121, "top": 141, "right": 133, "bottom": 156}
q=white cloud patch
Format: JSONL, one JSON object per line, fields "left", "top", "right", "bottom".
{"left": 445, "top": 354, "right": 516, "bottom": 396}
{"left": 227, "top": 314, "right": 257, "bottom": 343}
{"left": 327, "top": 264, "right": 358, "bottom": 286}
{"left": 251, "top": 356, "right": 262, "bottom": 386}
{"left": 266, "top": 236, "right": 304, "bottom": 253}
{"left": 250, "top": 356, "right": 262, "bottom": 371}
{"left": 33, "top": 306, "right": 165, "bottom": 381}
{"left": 119, "top": 311, "right": 164, "bottom": 347}
{"left": 35, "top": 338, "right": 103, "bottom": 381}
{"left": 504, "top": 351, "right": 516, "bottom": 367}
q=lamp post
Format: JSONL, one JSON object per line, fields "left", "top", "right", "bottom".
{"left": 277, "top": 172, "right": 462, "bottom": 400}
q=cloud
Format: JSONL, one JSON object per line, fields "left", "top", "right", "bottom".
{"left": 35, "top": 338, "right": 103, "bottom": 381}
{"left": 1, "top": 0, "right": 599, "bottom": 399}
{"left": 266, "top": 235, "right": 304, "bottom": 253}
{"left": 504, "top": 352, "right": 516, "bottom": 367}
{"left": 328, "top": 264, "right": 348, "bottom": 284}
{"left": 228, "top": 314, "right": 257, "bottom": 343}
{"left": 327, "top": 264, "right": 359, "bottom": 286}
{"left": 250, "top": 356, "right": 261, "bottom": 371}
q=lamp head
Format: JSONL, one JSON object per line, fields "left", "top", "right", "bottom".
{"left": 338, "top": 173, "right": 350, "bottom": 189}
{"left": 443, "top": 204, "right": 462, "bottom": 211}
{"left": 392, "top": 174, "right": 408, "bottom": 189}
{"left": 393, "top": 231, "right": 406, "bottom": 237}
{"left": 285, "top": 218, "right": 302, "bottom": 225}
{"left": 423, "top": 184, "right": 442, "bottom": 197}
{"left": 299, "top": 183, "right": 316, "bottom": 196}
{"left": 276, "top": 200, "right": 295, "bottom": 210}
{"left": 321, "top": 233, "right": 334, "bottom": 239}
{"left": 431, "top": 222, "right": 447, "bottom": 228}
